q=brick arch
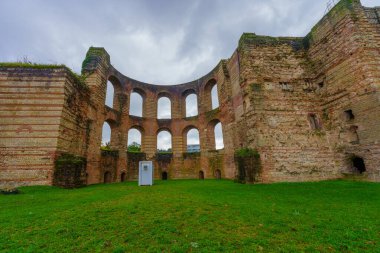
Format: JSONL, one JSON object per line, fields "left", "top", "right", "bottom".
{"left": 157, "top": 91, "right": 173, "bottom": 100}
{"left": 102, "top": 119, "right": 118, "bottom": 148}
{"left": 157, "top": 127, "right": 172, "bottom": 135}
{"left": 182, "top": 88, "right": 197, "bottom": 97}
{"left": 157, "top": 92, "right": 173, "bottom": 119}
{"left": 202, "top": 78, "right": 218, "bottom": 112}
{"left": 107, "top": 75, "right": 123, "bottom": 94}
{"left": 206, "top": 119, "right": 223, "bottom": 150}
{"left": 181, "top": 89, "right": 199, "bottom": 118}
{"left": 105, "top": 75, "right": 124, "bottom": 111}
{"left": 129, "top": 87, "right": 146, "bottom": 117}
{"left": 131, "top": 87, "right": 147, "bottom": 99}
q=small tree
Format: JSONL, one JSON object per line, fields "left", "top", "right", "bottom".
{"left": 128, "top": 142, "right": 141, "bottom": 152}
{"left": 100, "top": 142, "right": 111, "bottom": 151}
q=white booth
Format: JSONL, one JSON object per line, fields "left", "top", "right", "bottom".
{"left": 138, "top": 161, "right": 154, "bottom": 186}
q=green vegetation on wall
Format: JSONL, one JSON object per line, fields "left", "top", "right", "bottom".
{"left": 127, "top": 143, "right": 142, "bottom": 153}
{"left": 238, "top": 33, "right": 304, "bottom": 51}
{"left": 81, "top": 47, "right": 110, "bottom": 73}
{"left": 0, "top": 62, "right": 89, "bottom": 90}
{"left": 234, "top": 148, "right": 261, "bottom": 183}
{"left": 303, "top": 0, "right": 358, "bottom": 49}
{"left": 235, "top": 148, "right": 260, "bottom": 159}
{"left": 54, "top": 153, "right": 86, "bottom": 188}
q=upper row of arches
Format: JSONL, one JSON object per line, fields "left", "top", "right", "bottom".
{"left": 105, "top": 79, "right": 220, "bottom": 119}
{"left": 101, "top": 120, "right": 224, "bottom": 151}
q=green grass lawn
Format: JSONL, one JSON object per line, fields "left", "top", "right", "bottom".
{"left": 0, "top": 180, "right": 379, "bottom": 253}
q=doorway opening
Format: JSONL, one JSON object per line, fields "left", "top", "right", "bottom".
{"left": 199, "top": 170, "right": 204, "bottom": 180}
{"left": 215, "top": 169, "right": 221, "bottom": 180}
{"left": 121, "top": 172, "right": 126, "bottom": 182}
{"left": 351, "top": 156, "right": 366, "bottom": 174}
{"left": 104, "top": 171, "right": 112, "bottom": 183}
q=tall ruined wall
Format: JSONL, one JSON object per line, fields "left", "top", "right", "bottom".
{"left": 305, "top": 0, "right": 380, "bottom": 181}
{"left": 238, "top": 0, "right": 380, "bottom": 182}
{"left": 237, "top": 36, "right": 338, "bottom": 182}
{"left": 0, "top": 66, "right": 89, "bottom": 187}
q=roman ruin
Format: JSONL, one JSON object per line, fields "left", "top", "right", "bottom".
{"left": 0, "top": 0, "right": 379, "bottom": 187}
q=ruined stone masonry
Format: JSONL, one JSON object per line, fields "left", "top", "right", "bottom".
{"left": 0, "top": 0, "right": 379, "bottom": 187}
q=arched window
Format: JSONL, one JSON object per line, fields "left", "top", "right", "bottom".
{"left": 214, "top": 122, "right": 224, "bottom": 150}
{"left": 104, "top": 171, "right": 112, "bottom": 183}
{"left": 157, "top": 97, "right": 171, "bottom": 119}
{"left": 130, "top": 92, "right": 143, "bottom": 117}
{"left": 157, "top": 130, "right": 172, "bottom": 152}
{"left": 120, "top": 172, "right": 126, "bottom": 182}
{"left": 186, "top": 94, "right": 198, "bottom": 117}
{"left": 215, "top": 169, "right": 221, "bottom": 179}
{"left": 211, "top": 84, "right": 219, "bottom": 109}
{"left": 105, "top": 81, "right": 114, "bottom": 108}
{"left": 187, "top": 128, "right": 200, "bottom": 152}
{"left": 101, "top": 122, "right": 111, "bottom": 147}
{"left": 127, "top": 128, "right": 142, "bottom": 152}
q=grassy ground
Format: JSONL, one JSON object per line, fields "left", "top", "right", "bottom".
{"left": 0, "top": 180, "right": 379, "bottom": 253}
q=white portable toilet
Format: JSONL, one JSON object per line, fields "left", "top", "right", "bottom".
{"left": 138, "top": 161, "right": 154, "bottom": 186}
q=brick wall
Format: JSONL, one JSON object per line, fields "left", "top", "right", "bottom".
{"left": 1, "top": 0, "right": 378, "bottom": 186}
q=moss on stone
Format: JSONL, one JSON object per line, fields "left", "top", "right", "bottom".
{"left": 0, "top": 62, "right": 65, "bottom": 69}
{"left": 303, "top": 0, "right": 358, "bottom": 49}
{"left": 54, "top": 153, "right": 86, "bottom": 189}
{"left": 155, "top": 153, "right": 173, "bottom": 163}
{"left": 234, "top": 148, "right": 260, "bottom": 159}
{"left": 234, "top": 148, "right": 261, "bottom": 183}
{"left": 101, "top": 149, "right": 119, "bottom": 157}
{"left": 81, "top": 47, "right": 110, "bottom": 73}
{"left": 55, "top": 153, "right": 86, "bottom": 168}
{"left": 239, "top": 33, "right": 304, "bottom": 51}
{"left": 250, "top": 83, "right": 262, "bottom": 92}
{"left": 183, "top": 152, "right": 200, "bottom": 159}
{"left": 0, "top": 62, "right": 89, "bottom": 91}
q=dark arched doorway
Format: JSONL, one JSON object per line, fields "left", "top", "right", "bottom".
{"left": 120, "top": 172, "right": 126, "bottom": 182}
{"left": 352, "top": 156, "right": 366, "bottom": 174}
{"left": 199, "top": 171, "right": 204, "bottom": 180}
{"left": 104, "top": 171, "right": 112, "bottom": 183}
{"left": 162, "top": 171, "right": 168, "bottom": 180}
{"left": 215, "top": 169, "right": 221, "bottom": 180}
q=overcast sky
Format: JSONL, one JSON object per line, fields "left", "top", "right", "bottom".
{"left": 1, "top": 0, "right": 378, "bottom": 150}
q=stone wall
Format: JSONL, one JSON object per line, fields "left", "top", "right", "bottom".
{"left": 237, "top": 0, "right": 380, "bottom": 182}
{"left": 0, "top": 66, "right": 88, "bottom": 187}
{"left": 0, "top": 0, "right": 379, "bottom": 186}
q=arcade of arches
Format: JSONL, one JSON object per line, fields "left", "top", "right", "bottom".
{"left": 96, "top": 63, "right": 230, "bottom": 183}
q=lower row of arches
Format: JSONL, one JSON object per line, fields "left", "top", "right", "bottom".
{"left": 102, "top": 169, "right": 222, "bottom": 183}
{"left": 101, "top": 121, "right": 224, "bottom": 152}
